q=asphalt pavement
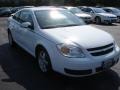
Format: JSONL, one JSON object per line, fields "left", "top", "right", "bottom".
{"left": 0, "top": 17, "right": 120, "bottom": 90}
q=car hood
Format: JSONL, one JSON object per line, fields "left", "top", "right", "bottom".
{"left": 113, "top": 12, "right": 120, "bottom": 16}
{"left": 43, "top": 25, "right": 114, "bottom": 49}
{"left": 97, "top": 13, "right": 116, "bottom": 17}
{"left": 75, "top": 13, "right": 91, "bottom": 18}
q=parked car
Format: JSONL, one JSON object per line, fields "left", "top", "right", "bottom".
{"left": 61, "top": 6, "right": 92, "bottom": 23}
{"left": 8, "top": 7, "right": 120, "bottom": 77}
{"left": 103, "top": 7, "right": 120, "bottom": 22}
{"left": 81, "top": 7, "right": 117, "bottom": 24}
{"left": 0, "top": 7, "right": 12, "bottom": 17}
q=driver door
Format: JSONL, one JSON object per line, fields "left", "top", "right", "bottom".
{"left": 18, "top": 10, "right": 36, "bottom": 54}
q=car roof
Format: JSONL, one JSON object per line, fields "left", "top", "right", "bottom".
{"left": 89, "top": 7, "right": 100, "bottom": 9}
{"left": 62, "top": 6, "right": 75, "bottom": 8}
{"left": 103, "top": 7, "right": 117, "bottom": 9}
{"left": 82, "top": 7, "right": 93, "bottom": 9}
{"left": 22, "top": 6, "right": 64, "bottom": 11}
{"left": 59, "top": 6, "right": 76, "bottom": 9}
{"left": 87, "top": 7, "right": 104, "bottom": 10}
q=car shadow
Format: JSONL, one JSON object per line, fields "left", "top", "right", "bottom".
{"left": 0, "top": 43, "right": 120, "bottom": 90}
{"left": 97, "top": 23, "right": 118, "bottom": 26}
{"left": 91, "top": 22, "right": 119, "bottom": 26}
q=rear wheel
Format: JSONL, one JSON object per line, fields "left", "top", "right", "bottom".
{"left": 37, "top": 47, "right": 52, "bottom": 74}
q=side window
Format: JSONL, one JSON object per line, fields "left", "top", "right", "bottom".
{"left": 87, "top": 8, "right": 93, "bottom": 13}
{"left": 13, "top": 11, "right": 21, "bottom": 21}
{"left": 82, "top": 8, "right": 88, "bottom": 12}
{"left": 82, "top": 8, "right": 93, "bottom": 13}
{"left": 105, "top": 9, "right": 112, "bottom": 13}
{"left": 19, "top": 11, "right": 33, "bottom": 24}
{"left": 19, "top": 10, "right": 34, "bottom": 29}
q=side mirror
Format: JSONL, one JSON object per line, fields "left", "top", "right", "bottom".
{"left": 21, "top": 22, "right": 33, "bottom": 29}
{"left": 90, "top": 11, "right": 94, "bottom": 14}
{"left": 11, "top": 13, "right": 14, "bottom": 16}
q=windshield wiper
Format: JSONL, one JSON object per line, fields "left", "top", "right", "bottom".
{"left": 43, "top": 24, "right": 80, "bottom": 29}
{"left": 62, "top": 24, "right": 80, "bottom": 27}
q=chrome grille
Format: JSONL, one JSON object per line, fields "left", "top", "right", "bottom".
{"left": 110, "top": 17, "right": 116, "bottom": 19}
{"left": 87, "top": 43, "right": 114, "bottom": 56}
{"left": 81, "top": 17, "right": 91, "bottom": 19}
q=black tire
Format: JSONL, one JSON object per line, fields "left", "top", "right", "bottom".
{"left": 95, "top": 17, "right": 101, "bottom": 24}
{"left": 108, "top": 22, "right": 112, "bottom": 25}
{"left": 36, "top": 47, "right": 52, "bottom": 74}
{"left": 8, "top": 31, "right": 16, "bottom": 47}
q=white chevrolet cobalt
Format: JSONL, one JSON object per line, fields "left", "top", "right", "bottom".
{"left": 8, "top": 7, "right": 120, "bottom": 77}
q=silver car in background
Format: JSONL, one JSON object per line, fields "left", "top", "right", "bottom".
{"left": 82, "top": 7, "right": 117, "bottom": 24}
{"left": 61, "top": 6, "right": 92, "bottom": 23}
{"left": 103, "top": 7, "right": 120, "bottom": 22}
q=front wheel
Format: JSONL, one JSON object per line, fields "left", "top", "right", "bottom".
{"left": 95, "top": 17, "right": 101, "bottom": 24}
{"left": 37, "top": 48, "right": 52, "bottom": 74}
{"left": 107, "top": 22, "right": 112, "bottom": 25}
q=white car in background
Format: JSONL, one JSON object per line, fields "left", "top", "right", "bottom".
{"left": 61, "top": 6, "right": 92, "bottom": 23}
{"left": 82, "top": 7, "right": 117, "bottom": 24}
{"left": 103, "top": 7, "right": 120, "bottom": 22}
{"left": 8, "top": 7, "right": 120, "bottom": 77}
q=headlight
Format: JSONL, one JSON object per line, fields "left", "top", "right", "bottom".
{"left": 57, "top": 43, "right": 85, "bottom": 58}
{"left": 104, "top": 16, "right": 110, "bottom": 18}
{"left": 114, "top": 40, "right": 118, "bottom": 47}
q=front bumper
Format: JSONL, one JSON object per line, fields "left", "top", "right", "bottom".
{"left": 117, "top": 16, "right": 120, "bottom": 22}
{"left": 81, "top": 17, "right": 92, "bottom": 23}
{"left": 103, "top": 18, "right": 117, "bottom": 23}
{"left": 64, "top": 56, "right": 119, "bottom": 76}
{"left": 53, "top": 45, "right": 120, "bottom": 77}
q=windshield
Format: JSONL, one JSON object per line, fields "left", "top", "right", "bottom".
{"left": 93, "top": 8, "right": 106, "bottom": 13}
{"left": 111, "top": 8, "right": 120, "bottom": 13}
{"left": 68, "top": 7, "right": 83, "bottom": 14}
{"left": 35, "top": 10, "right": 85, "bottom": 29}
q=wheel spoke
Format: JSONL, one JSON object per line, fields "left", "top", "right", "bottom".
{"left": 38, "top": 51, "right": 49, "bottom": 72}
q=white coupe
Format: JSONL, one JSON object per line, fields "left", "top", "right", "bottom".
{"left": 8, "top": 7, "right": 120, "bottom": 77}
